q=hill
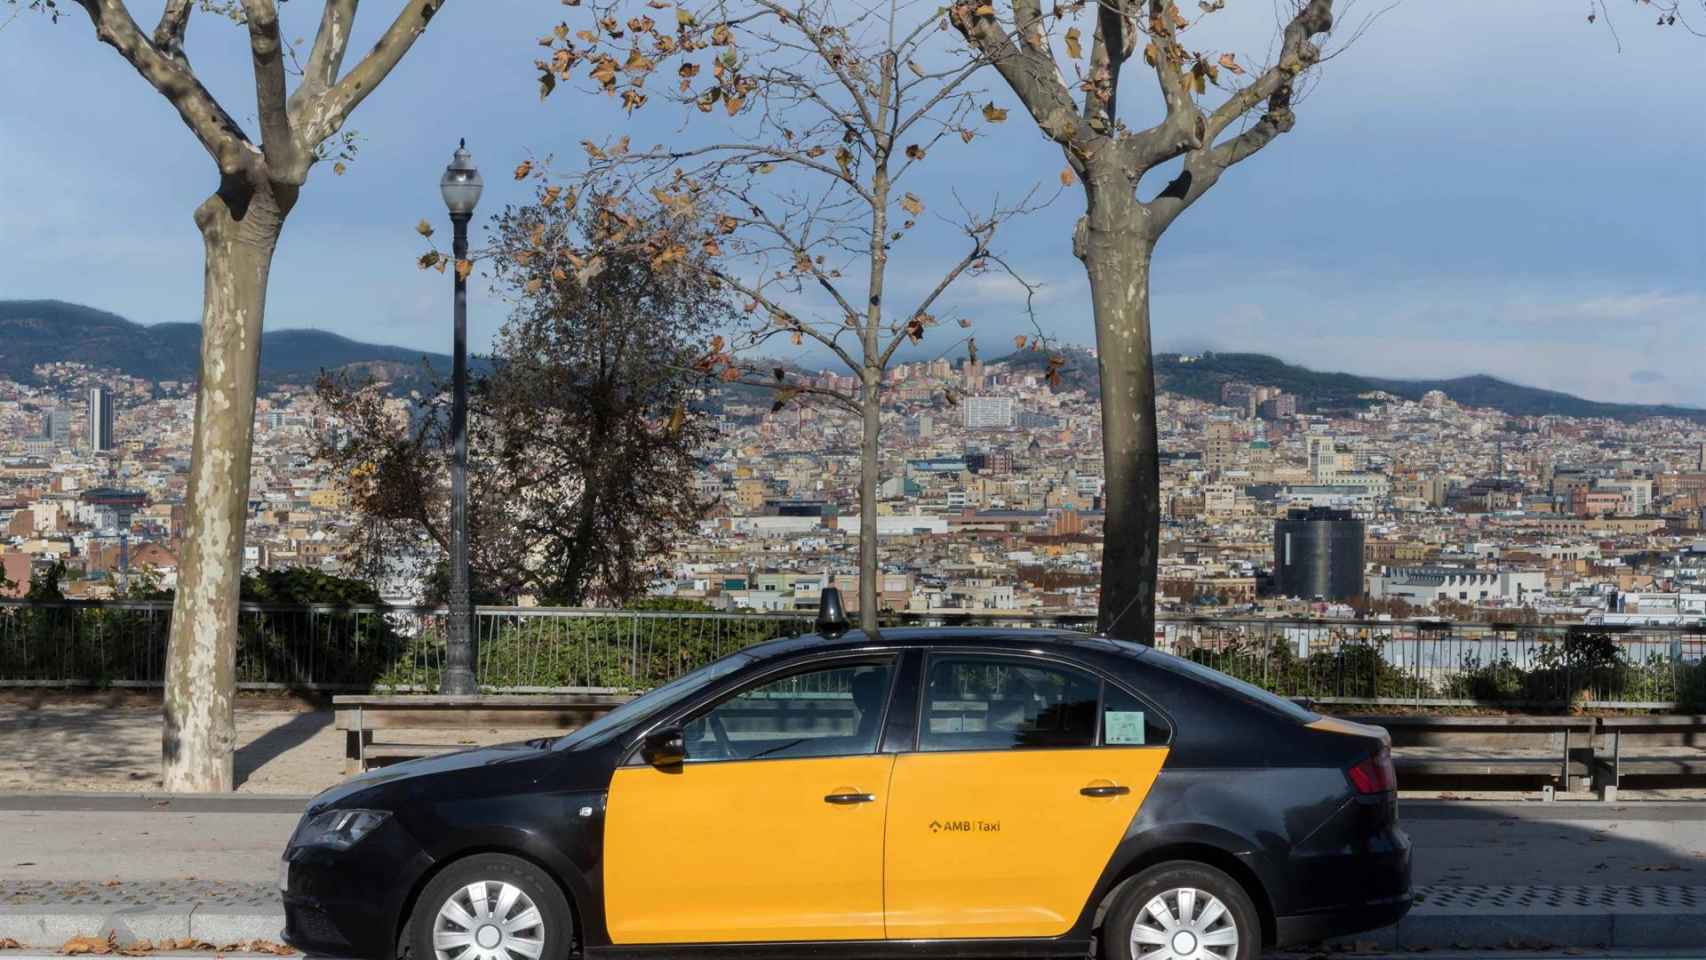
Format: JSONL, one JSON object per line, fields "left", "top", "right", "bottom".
{"left": 989, "top": 347, "right": 1706, "bottom": 423}
{"left": 1156, "top": 352, "right": 1706, "bottom": 422}
{"left": 0, "top": 300, "right": 456, "bottom": 387}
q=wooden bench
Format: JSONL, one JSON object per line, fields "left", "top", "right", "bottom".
{"left": 334, "top": 693, "right": 632, "bottom": 773}
{"left": 1340, "top": 715, "right": 1596, "bottom": 792}
{"left": 1598, "top": 715, "right": 1706, "bottom": 797}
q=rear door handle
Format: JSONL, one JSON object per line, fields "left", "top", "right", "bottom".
{"left": 1080, "top": 784, "right": 1131, "bottom": 797}
{"left": 824, "top": 792, "right": 877, "bottom": 804}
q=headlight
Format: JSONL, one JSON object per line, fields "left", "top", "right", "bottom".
{"left": 290, "top": 809, "right": 390, "bottom": 850}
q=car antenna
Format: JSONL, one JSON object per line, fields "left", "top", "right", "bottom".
{"left": 816, "top": 581, "right": 850, "bottom": 638}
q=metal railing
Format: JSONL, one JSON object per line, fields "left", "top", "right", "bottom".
{"left": 1155, "top": 617, "right": 1706, "bottom": 710}
{"left": 3, "top": 599, "right": 1703, "bottom": 708}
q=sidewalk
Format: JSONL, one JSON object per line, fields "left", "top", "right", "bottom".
{"left": 2, "top": 796, "right": 1705, "bottom": 951}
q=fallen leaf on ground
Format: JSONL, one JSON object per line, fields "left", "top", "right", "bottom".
{"left": 61, "top": 932, "right": 117, "bottom": 955}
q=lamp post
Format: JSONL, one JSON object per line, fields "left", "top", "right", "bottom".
{"left": 440, "top": 139, "right": 483, "bottom": 696}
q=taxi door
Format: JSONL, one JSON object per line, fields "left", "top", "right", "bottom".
{"left": 884, "top": 654, "right": 1169, "bottom": 940}
{"left": 604, "top": 657, "right": 897, "bottom": 944}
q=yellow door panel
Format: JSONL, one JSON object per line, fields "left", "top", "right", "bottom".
{"left": 605, "top": 755, "right": 894, "bottom": 944}
{"left": 883, "top": 748, "right": 1168, "bottom": 940}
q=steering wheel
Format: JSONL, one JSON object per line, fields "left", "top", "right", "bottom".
{"left": 709, "top": 712, "right": 736, "bottom": 759}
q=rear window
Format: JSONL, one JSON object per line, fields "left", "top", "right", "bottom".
{"left": 1144, "top": 648, "right": 1320, "bottom": 724}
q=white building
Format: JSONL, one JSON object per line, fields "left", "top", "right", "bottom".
{"left": 962, "top": 395, "right": 1015, "bottom": 430}
{"left": 1368, "top": 566, "right": 1546, "bottom": 606}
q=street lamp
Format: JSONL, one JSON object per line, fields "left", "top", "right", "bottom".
{"left": 440, "top": 139, "right": 483, "bottom": 696}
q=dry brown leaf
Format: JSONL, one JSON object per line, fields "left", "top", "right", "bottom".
{"left": 1059, "top": 168, "right": 1075, "bottom": 185}
{"left": 1064, "top": 27, "right": 1082, "bottom": 59}
{"left": 1013, "top": 335, "right": 1027, "bottom": 349}
{"left": 900, "top": 193, "right": 923, "bottom": 216}
{"left": 981, "top": 102, "right": 1008, "bottom": 123}
{"left": 455, "top": 260, "right": 473, "bottom": 281}
{"left": 513, "top": 160, "right": 533, "bottom": 180}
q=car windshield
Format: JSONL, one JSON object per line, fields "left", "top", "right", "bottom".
{"left": 1143, "top": 647, "right": 1321, "bottom": 724}
{"left": 554, "top": 650, "right": 759, "bottom": 750}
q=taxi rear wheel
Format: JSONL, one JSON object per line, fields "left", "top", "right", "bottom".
{"left": 1104, "top": 861, "right": 1259, "bottom": 960}
{"left": 408, "top": 854, "right": 573, "bottom": 960}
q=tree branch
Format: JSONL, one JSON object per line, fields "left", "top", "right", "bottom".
{"left": 296, "top": 0, "right": 447, "bottom": 147}
{"left": 151, "top": 0, "right": 192, "bottom": 68}
{"left": 288, "top": 0, "right": 359, "bottom": 118}
{"left": 239, "top": 0, "right": 299, "bottom": 177}
{"left": 1202, "top": 0, "right": 1332, "bottom": 144}
{"left": 708, "top": 267, "right": 862, "bottom": 374}
{"left": 74, "top": 0, "right": 256, "bottom": 176}
{"left": 1143, "top": 0, "right": 1333, "bottom": 236}
{"left": 958, "top": 1, "right": 1087, "bottom": 154}
{"left": 879, "top": 239, "right": 988, "bottom": 368}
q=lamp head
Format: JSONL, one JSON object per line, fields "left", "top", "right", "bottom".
{"left": 440, "top": 138, "right": 484, "bottom": 216}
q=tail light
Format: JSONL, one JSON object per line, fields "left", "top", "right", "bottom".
{"left": 1346, "top": 744, "right": 1397, "bottom": 794}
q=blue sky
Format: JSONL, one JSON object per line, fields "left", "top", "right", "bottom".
{"left": 2, "top": 1, "right": 1702, "bottom": 405}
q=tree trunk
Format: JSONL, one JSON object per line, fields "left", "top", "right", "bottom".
{"left": 163, "top": 178, "right": 293, "bottom": 792}
{"left": 1076, "top": 176, "right": 1159, "bottom": 643}
{"left": 856, "top": 367, "right": 881, "bottom": 632}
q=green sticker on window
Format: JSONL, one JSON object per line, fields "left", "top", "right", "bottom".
{"left": 1105, "top": 711, "right": 1147, "bottom": 745}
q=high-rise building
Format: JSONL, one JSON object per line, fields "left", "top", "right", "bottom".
{"left": 1274, "top": 507, "right": 1366, "bottom": 601}
{"left": 43, "top": 408, "right": 71, "bottom": 445}
{"left": 87, "top": 386, "right": 115, "bottom": 452}
{"left": 962, "top": 396, "right": 1015, "bottom": 430}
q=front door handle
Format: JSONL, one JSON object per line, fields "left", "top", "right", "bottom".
{"left": 1080, "top": 784, "right": 1131, "bottom": 797}
{"left": 824, "top": 792, "right": 877, "bottom": 804}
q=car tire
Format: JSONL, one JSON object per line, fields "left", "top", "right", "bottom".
{"left": 408, "top": 853, "right": 573, "bottom": 960}
{"left": 1103, "top": 860, "right": 1261, "bottom": 960}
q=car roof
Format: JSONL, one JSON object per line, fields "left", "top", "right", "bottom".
{"left": 750, "top": 626, "right": 1145, "bottom": 660}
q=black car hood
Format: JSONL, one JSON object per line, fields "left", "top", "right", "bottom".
{"left": 307, "top": 740, "right": 551, "bottom": 814}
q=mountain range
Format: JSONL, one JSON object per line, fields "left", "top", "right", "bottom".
{"left": 0, "top": 299, "right": 454, "bottom": 388}
{"left": 5, "top": 300, "right": 1700, "bottom": 422}
{"left": 997, "top": 347, "right": 1706, "bottom": 423}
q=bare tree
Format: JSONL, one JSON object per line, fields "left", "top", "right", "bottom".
{"left": 951, "top": 0, "right": 1338, "bottom": 639}
{"left": 9, "top": 0, "right": 454, "bottom": 790}
{"left": 530, "top": 0, "right": 1041, "bottom": 630}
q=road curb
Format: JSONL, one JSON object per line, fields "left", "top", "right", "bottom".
{"left": 0, "top": 906, "right": 282, "bottom": 949}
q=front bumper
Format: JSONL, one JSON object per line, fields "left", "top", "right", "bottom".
{"left": 280, "top": 819, "right": 434, "bottom": 960}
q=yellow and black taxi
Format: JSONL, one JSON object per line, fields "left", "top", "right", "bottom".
{"left": 281, "top": 598, "right": 1410, "bottom": 960}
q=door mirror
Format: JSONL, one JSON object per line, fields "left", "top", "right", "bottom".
{"left": 640, "top": 726, "right": 685, "bottom": 768}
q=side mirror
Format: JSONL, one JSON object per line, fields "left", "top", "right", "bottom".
{"left": 640, "top": 726, "right": 685, "bottom": 768}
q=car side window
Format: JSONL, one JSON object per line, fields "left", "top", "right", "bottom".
{"left": 920, "top": 656, "right": 1099, "bottom": 752}
{"left": 681, "top": 660, "right": 894, "bottom": 763}
{"left": 1101, "top": 684, "right": 1172, "bottom": 747}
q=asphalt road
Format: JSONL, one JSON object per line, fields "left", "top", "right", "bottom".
{"left": 2, "top": 795, "right": 1704, "bottom": 887}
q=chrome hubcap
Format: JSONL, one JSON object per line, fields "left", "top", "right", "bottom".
{"left": 434, "top": 881, "right": 545, "bottom": 960}
{"left": 1130, "top": 887, "right": 1238, "bottom": 960}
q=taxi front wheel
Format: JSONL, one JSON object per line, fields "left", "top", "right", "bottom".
{"left": 1104, "top": 861, "right": 1259, "bottom": 960}
{"left": 407, "top": 853, "right": 573, "bottom": 960}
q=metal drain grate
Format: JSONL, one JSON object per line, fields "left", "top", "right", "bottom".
{"left": 1414, "top": 884, "right": 1706, "bottom": 914}
{"left": 0, "top": 880, "right": 279, "bottom": 908}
